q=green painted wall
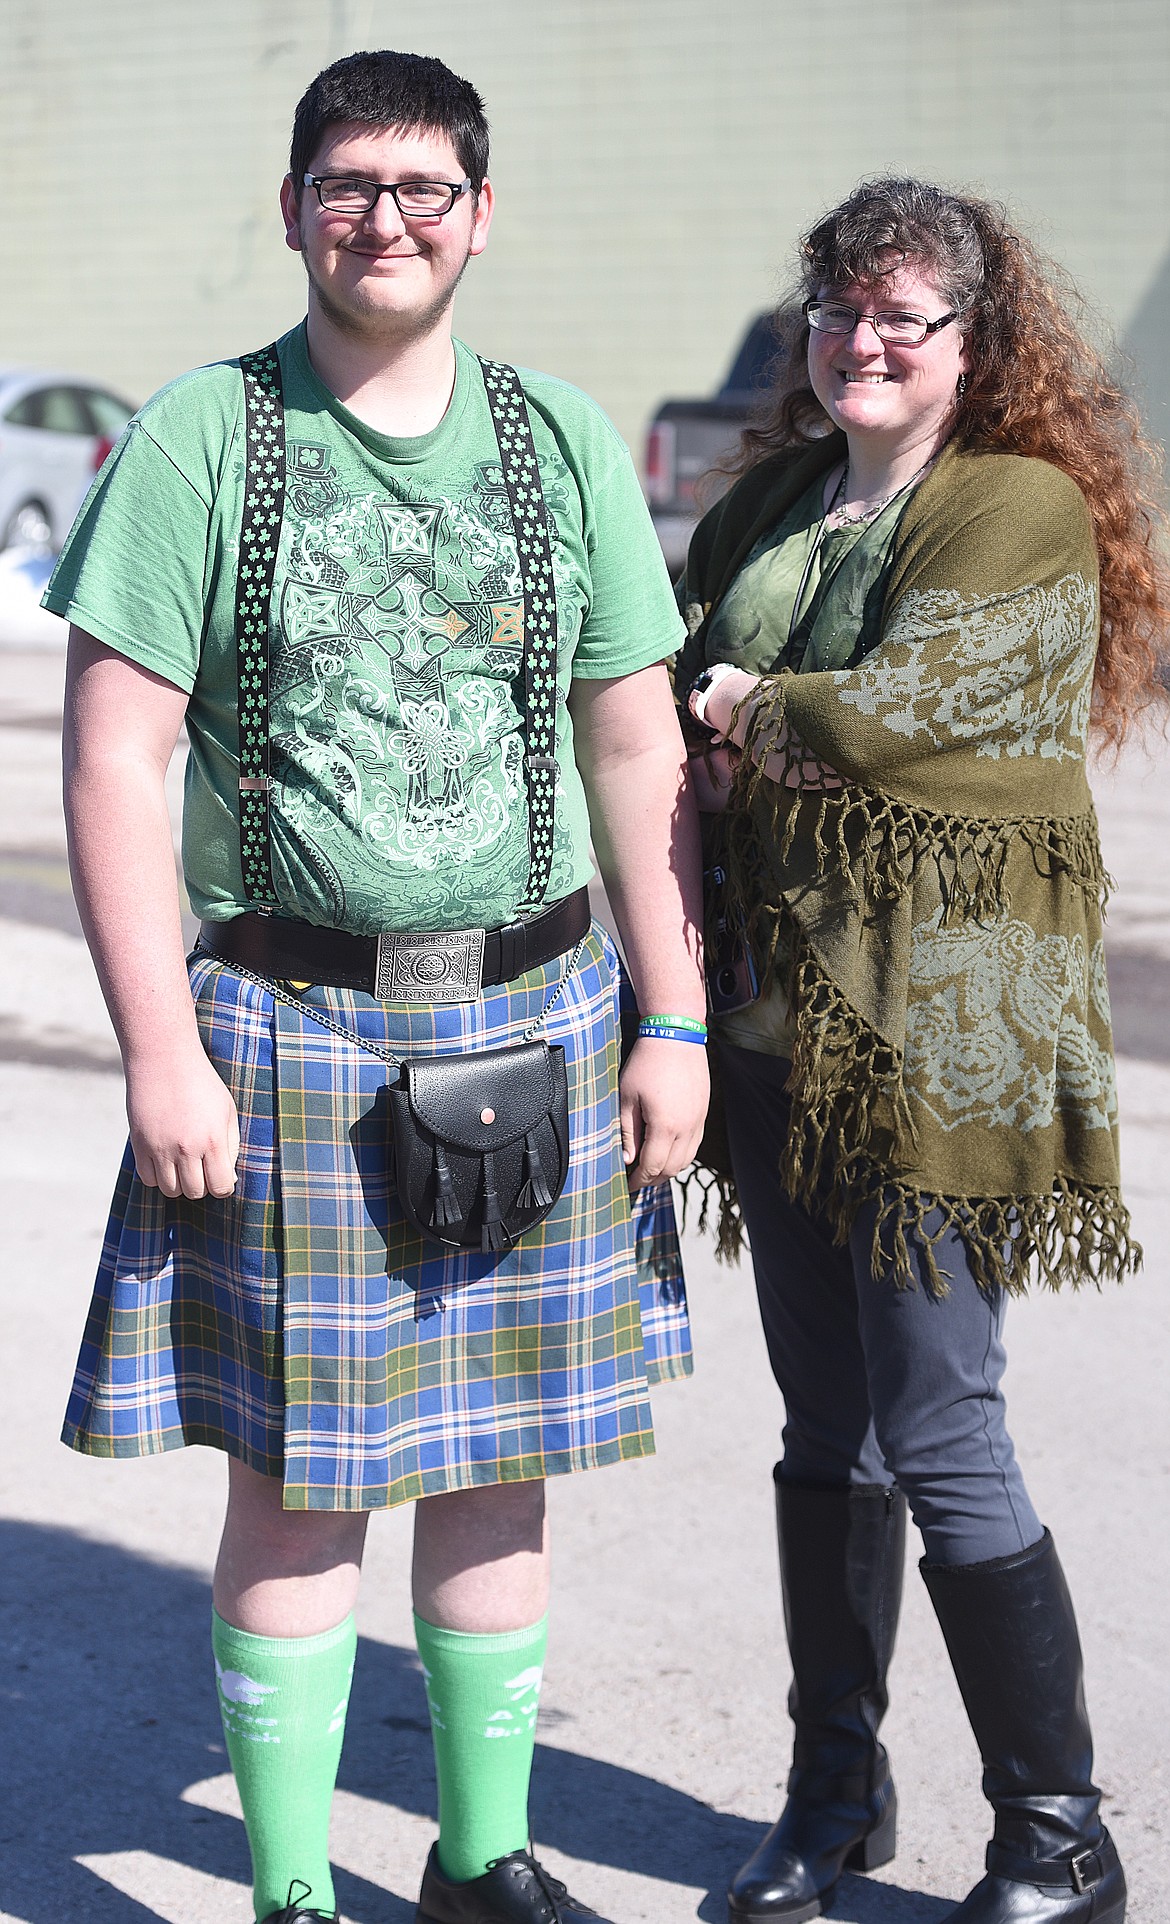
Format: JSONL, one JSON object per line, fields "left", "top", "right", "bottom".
{"left": 2, "top": 0, "right": 1167, "bottom": 459}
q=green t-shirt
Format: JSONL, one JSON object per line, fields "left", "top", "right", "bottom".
{"left": 47, "top": 325, "right": 683, "bottom": 933}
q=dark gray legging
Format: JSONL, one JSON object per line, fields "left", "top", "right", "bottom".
{"left": 719, "top": 1042, "right": 1044, "bottom": 1566}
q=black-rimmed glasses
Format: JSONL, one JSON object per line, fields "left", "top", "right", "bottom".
{"left": 803, "top": 299, "right": 958, "bottom": 346}
{"left": 303, "top": 173, "right": 473, "bottom": 217}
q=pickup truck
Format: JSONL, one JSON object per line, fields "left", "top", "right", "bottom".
{"left": 643, "top": 312, "right": 780, "bottom": 575}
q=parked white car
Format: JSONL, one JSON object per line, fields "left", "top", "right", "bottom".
{"left": 0, "top": 367, "right": 135, "bottom": 552}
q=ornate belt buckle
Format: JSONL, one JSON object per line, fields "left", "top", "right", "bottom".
{"left": 374, "top": 927, "right": 487, "bottom": 1003}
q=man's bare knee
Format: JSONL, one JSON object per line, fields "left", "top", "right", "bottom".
{"left": 222, "top": 1458, "right": 367, "bottom": 1578}
{"left": 416, "top": 1478, "right": 546, "bottom": 1557}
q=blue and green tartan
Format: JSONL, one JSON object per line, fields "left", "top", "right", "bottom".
{"left": 62, "top": 925, "right": 690, "bottom": 1510}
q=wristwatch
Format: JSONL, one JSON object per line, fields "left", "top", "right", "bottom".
{"left": 687, "top": 659, "right": 739, "bottom": 728}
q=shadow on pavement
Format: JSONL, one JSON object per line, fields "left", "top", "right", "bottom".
{"left": 696, "top": 1884, "right": 953, "bottom": 1924}
{"left": 0, "top": 1520, "right": 951, "bottom": 1922}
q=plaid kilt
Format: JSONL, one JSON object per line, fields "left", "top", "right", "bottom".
{"left": 62, "top": 923, "right": 690, "bottom": 1510}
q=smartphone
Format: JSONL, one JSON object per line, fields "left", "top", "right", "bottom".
{"left": 704, "top": 862, "right": 760, "bottom": 1014}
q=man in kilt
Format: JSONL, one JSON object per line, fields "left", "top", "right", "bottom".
{"left": 50, "top": 50, "right": 708, "bottom": 1924}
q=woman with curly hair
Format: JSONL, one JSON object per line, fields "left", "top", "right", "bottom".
{"left": 679, "top": 176, "right": 1166, "bottom": 1924}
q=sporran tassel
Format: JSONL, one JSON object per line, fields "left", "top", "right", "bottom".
{"left": 431, "top": 1140, "right": 462, "bottom": 1230}
{"left": 480, "top": 1149, "right": 510, "bottom": 1252}
{"left": 518, "top": 1128, "right": 553, "bottom": 1211}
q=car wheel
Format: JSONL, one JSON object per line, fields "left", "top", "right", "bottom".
{"left": 1, "top": 499, "right": 54, "bottom": 554}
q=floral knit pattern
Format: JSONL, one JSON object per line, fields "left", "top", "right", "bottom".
{"left": 838, "top": 574, "right": 1098, "bottom": 762}
{"left": 905, "top": 913, "right": 1117, "bottom": 1135}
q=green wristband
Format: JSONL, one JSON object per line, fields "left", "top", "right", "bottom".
{"left": 640, "top": 1013, "right": 707, "bottom": 1032}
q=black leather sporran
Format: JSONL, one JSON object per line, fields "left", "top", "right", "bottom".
{"left": 389, "top": 1040, "right": 570, "bottom": 1254}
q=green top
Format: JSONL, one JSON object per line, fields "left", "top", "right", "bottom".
{"left": 701, "top": 469, "right": 911, "bottom": 1054}
{"left": 47, "top": 325, "right": 684, "bottom": 933}
{"left": 705, "top": 467, "right": 907, "bottom": 676}
{"left": 677, "top": 432, "right": 1137, "bottom": 1297}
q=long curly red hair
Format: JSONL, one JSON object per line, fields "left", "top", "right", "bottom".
{"left": 731, "top": 177, "right": 1168, "bottom": 746}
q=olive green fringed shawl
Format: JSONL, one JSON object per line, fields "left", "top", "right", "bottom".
{"left": 677, "top": 433, "right": 1140, "bottom": 1295}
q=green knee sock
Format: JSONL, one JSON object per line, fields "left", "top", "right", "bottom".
{"left": 414, "top": 1611, "right": 548, "bottom": 1883}
{"left": 212, "top": 1608, "right": 356, "bottom": 1922}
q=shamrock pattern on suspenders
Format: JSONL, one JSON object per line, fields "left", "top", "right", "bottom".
{"left": 234, "top": 346, "right": 286, "bottom": 906}
{"left": 479, "top": 357, "right": 559, "bottom": 913}
{"left": 233, "top": 343, "right": 558, "bottom": 918}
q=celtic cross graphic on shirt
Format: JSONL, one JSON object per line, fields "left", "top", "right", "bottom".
{"left": 272, "top": 456, "right": 531, "bottom": 896}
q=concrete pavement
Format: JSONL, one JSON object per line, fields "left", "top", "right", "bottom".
{"left": 1, "top": 644, "right": 1167, "bottom": 1923}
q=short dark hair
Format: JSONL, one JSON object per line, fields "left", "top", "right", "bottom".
{"left": 290, "top": 50, "right": 490, "bottom": 199}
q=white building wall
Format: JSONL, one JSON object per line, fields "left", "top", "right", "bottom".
{"left": 1, "top": 0, "right": 1167, "bottom": 454}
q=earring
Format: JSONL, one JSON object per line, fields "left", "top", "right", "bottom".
{"left": 956, "top": 373, "right": 968, "bottom": 400}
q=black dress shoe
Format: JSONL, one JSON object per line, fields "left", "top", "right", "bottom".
{"left": 415, "top": 1845, "right": 615, "bottom": 1923}
{"left": 259, "top": 1881, "right": 339, "bottom": 1923}
{"left": 259, "top": 1910, "right": 337, "bottom": 1924}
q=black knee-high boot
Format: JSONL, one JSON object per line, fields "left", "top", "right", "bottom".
{"left": 921, "top": 1529, "right": 1126, "bottom": 1923}
{"left": 728, "top": 1475, "right": 906, "bottom": 1923}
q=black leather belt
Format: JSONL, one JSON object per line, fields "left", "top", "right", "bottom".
{"left": 198, "top": 887, "right": 592, "bottom": 1003}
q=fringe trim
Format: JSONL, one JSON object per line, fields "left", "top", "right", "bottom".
{"left": 688, "top": 682, "right": 1136, "bottom": 1289}
{"left": 675, "top": 1165, "right": 747, "bottom": 1265}
{"left": 867, "top": 1179, "right": 1143, "bottom": 1299}
{"left": 783, "top": 941, "right": 918, "bottom": 1205}
{"left": 686, "top": 924, "right": 1142, "bottom": 1294}
{"left": 729, "top": 678, "right": 1109, "bottom": 933}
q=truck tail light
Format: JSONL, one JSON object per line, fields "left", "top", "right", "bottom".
{"left": 644, "top": 419, "right": 676, "bottom": 506}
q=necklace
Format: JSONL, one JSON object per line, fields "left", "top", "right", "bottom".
{"left": 785, "top": 465, "right": 848, "bottom": 647}
{"left": 784, "top": 453, "right": 934, "bottom": 651}
{"left": 829, "top": 456, "right": 935, "bottom": 529}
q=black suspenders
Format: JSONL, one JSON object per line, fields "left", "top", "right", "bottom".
{"left": 233, "top": 344, "right": 559, "bottom": 918}
{"left": 477, "top": 358, "right": 559, "bottom": 915}
{"left": 234, "top": 345, "right": 286, "bottom": 907}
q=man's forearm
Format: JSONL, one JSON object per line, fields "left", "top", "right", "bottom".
{"left": 585, "top": 735, "right": 705, "bottom": 1020}
{"left": 63, "top": 631, "right": 239, "bottom": 1199}
{"left": 570, "top": 664, "right": 709, "bottom": 1183}
{"left": 64, "top": 730, "right": 199, "bottom": 1072}
{"left": 570, "top": 664, "right": 705, "bottom": 1016}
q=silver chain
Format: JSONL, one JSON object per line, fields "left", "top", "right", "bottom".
{"left": 829, "top": 455, "right": 935, "bottom": 529}
{"left": 201, "top": 934, "right": 589, "bottom": 1072}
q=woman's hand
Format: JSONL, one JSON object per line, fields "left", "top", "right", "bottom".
{"left": 687, "top": 742, "right": 738, "bottom": 812}
{"left": 694, "top": 666, "right": 760, "bottom": 740}
{"left": 695, "top": 665, "right": 844, "bottom": 792}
